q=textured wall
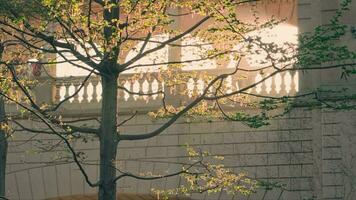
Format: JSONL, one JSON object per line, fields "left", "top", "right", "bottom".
{"left": 4, "top": 108, "right": 356, "bottom": 200}
{"left": 2, "top": 108, "right": 350, "bottom": 200}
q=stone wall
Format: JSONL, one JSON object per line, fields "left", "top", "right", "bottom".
{"left": 5, "top": 108, "right": 356, "bottom": 200}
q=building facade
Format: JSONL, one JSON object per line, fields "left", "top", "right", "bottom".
{"left": 4, "top": 0, "right": 356, "bottom": 200}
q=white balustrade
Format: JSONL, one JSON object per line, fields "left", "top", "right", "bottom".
{"left": 52, "top": 71, "right": 300, "bottom": 107}
{"left": 53, "top": 74, "right": 166, "bottom": 105}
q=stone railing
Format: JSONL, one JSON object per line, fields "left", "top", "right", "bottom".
{"left": 50, "top": 69, "right": 299, "bottom": 115}
{"left": 53, "top": 73, "right": 165, "bottom": 104}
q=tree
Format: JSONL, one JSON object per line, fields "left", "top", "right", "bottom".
{"left": 0, "top": 0, "right": 355, "bottom": 200}
{"left": 0, "top": 76, "right": 6, "bottom": 199}
{"left": 0, "top": 36, "right": 39, "bottom": 200}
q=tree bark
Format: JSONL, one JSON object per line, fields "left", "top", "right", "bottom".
{"left": 0, "top": 97, "right": 7, "bottom": 197}
{"left": 98, "top": 75, "right": 119, "bottom": 200}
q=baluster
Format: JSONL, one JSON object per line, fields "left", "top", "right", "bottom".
{"left": 260, "top": 74, "right": 267, "bottom": 95}
{"left": 280, "top": 73, "right": 286, "bottom": 95}
{"left": 86, "top": 82, "right": 93, "bottom": 102}
{"left": 270, "top": 75, "right": 276, "bottom": 95}
{"left": 91, "top": 79, "right": 98, "bottom": 103}
{"left": 64, "top": 82, "right": 71, "bottom": 100}
{"left": 151, "top": 79, "right": 159, "bottom": 100}
{"left": 123, "top": 80, "right": 131, "bottom": 101}
{"left": 81, "top": 81, "right": 89, "bottom": 103}
{"left": 265, "top": 74, "right": 272, "bottom": 94}
{"left": 139, "top": 78, "right": 144, "bottom": 101}
{"left": 274, "top": 73, "right": 282, "bottom": 94}
{"left": 73, "top": 81, "right": 80, "bottom": 103}
{"left": 254, "top": 73, "right": 263, "bottom": 94}
{"left": 133, "top": 80, "right": 140, "bottom": 101}
{"left": 147, "top": 77, "right": 153, "bottom": 101}
{"left": 284, "top": 72, "right": 292, "bottom": 94}
{"left": 290, "top": 71, "right": 297, "bottom": 94}
{"left": 96, "top": 81, "right": 102, "bottom": 102}
{"left": 197, "top": 78, "right": 204, "bottom": 95}
{"left": 54, "top": 82, "right": 62, "bottom": 102}
{"left": 142, "top": 79, "right": 149, "bottom": 102}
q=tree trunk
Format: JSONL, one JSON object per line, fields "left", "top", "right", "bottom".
{"left": 0, "top": 97, "right": 7, "bottom": 197}
{"left": 98, "top": 75, "right": 119, "bottom": 200}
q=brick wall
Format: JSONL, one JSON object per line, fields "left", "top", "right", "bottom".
{"left": 5, "top": 108, "right": 356, "bottom": 200}
{"left": 0, "top": 109, "right": 318, "bottom": 199}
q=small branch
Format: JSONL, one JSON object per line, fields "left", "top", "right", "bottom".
{"left": 117, "top": 111, "right": 137, "bottom": 127}
{"left": 112, "top": 160, "right": 201, "bottom": 183}
{"left": 62, "top": 117, "right": 101, "bottom": 124}
{"left": 118, "top": 85, "right": 164, "bottom": 96}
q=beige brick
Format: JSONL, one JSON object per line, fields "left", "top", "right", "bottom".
{"left": 238, "top": 166, "right": 257, "bottom": 177}
{"left": 146, "top": 147, "right": 167, "bottom": 158}
{"left": 240, "top": 154, "right": 267, "bottom": 166}
{"left": 268, "top": 154, "right": 291, "bottom": 165}
{"left": 134, "top": 114, "right": 154, "bottom": 125}
{"left": 322, "top": 160, "right": 342, "bottom": 173}
{"left": 167, "top": 123, "right": 189, "bottom": 134}
{"left": 256, "top": 142, "right": 279, "bottom": 153}
{"left": 223, "top": 132, "right": 245, "bottom": 143}
{"left": 290, "top": 178, "right": 313, "bottom": 191}
{"left": 289, "top": 109, "right": 312, "bottom": 118}
{"left": 322, "top": 147, "right": 342, "bottom": 159}
{"left": 268, "top": 131, "right": 290, "bottom": 142}
{"left": 200, "top": 133, "right": 223, "bottom": 144}
{"left": 210, "top": 121, "right": 234, "bottom": 133}
{"left": 210, "top": 144, "right": 234, "bottom": 155}
{"left": 245, "top": 132, "right": 267, "bottom": 142}
{"left": 278, "top": 165, "right": 302, "bottom": 178}
{"left": 278, "top": 119, "right": 301, "bottom": 130}
{"left": 234, "top": 143, "right": 256, "bottom": 154}
{"left": 256, "top": 166, "right": 278, "bottom": 178}
{"left": 279, "top": 141, "right": 302, "bottom": 152}
{"left": 291, "top": 152, "right": 313, "bottom": 164}
{"left": 322, "top": 186, "right": 338, "bottom": 199}
{"left": 322, "top": 124, "right": 339, "bottom": 136}
{"left": 322, "top": 112, "right": 342, "bottom": 123}
{"left": 323, "top": 173, "right": 344, "bottom": 186}
{"left": 302, "top": 140, "right": 313, "bottom": 152}
{"left": 290, "top": 130, "right": 313, "bottom": 141}
{"left": 322, "top": 135, "right": 341, "bottom": 147}
{"left": 156, "top": 135, "right": 179, "bottom": 146}
{"left": 302, "top": 164, "right": 314, "bottom": 177}
{"left": 178, "top": 134, "right": 201, "bottom": 145}
{"left": 189, "top": 123, "right": 212, "bottom": 134}
{"left": 123, "top": 125, "right": 146, "bottom": 134}
{"left": 166, "top": 146, "right": 186, "bottom": 157}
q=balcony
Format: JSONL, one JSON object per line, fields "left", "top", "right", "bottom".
{"left": 24, "top": 69, "right": 298, "bottom": 118}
